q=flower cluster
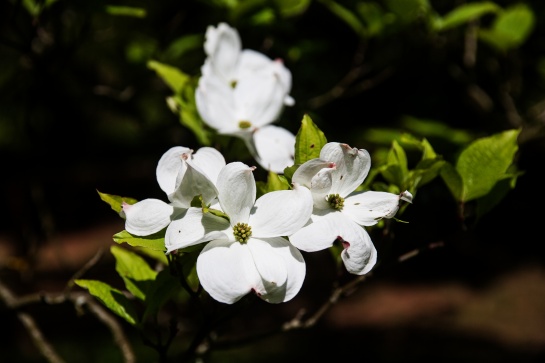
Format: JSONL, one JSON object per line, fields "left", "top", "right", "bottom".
{"left": 123, "top": 142, "right": 411, "bottom": 304}
{"left": 123, "top": 23, "right": 412, "bottom": 305}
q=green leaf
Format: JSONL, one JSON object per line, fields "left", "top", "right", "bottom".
{"left": 433, "top": 2, "right": 500, "bottom": 31}
{"left": 440, "top": 161, "right": 463, "bottom": 201}
{"left": 142, "top": 269, "right": 182, "bottom": 322}
{"left": 381, "top": 140, "right": 409, "bottom": 187}
{"left": 147, "top": 60, "right": 190, "bottom": 94}
{"left": 294, "top": 114, "right": 327, "bottom": 165}
{"left": 479, "top": 4, "right": 535, "bottom": 52}
{"left": 97, "top": 190, "right": 137, "bottom": 215}
{"left": 111, "top": 245, "right": 158, "bottom": 301}
{"left": 75, "top": 279, "right": 139, "bottom": 325}
{"left": 456, "top": 129, "right": 520, "bottom": 202}
{"left": 274, "top": 0, "right": 310, "bottom": 17}
{"left": 113, "top": 230, "right": 166, "bottom": 251}
{"left": 408, "top": 157, "right": 445, "bottom": 190}
{"left": 105, "top": 6, "right": 147, "bottom": 18}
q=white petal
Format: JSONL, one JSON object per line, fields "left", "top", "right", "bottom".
{"left": 197, "top": 240, "right": 258, "bottom": 304}
{"left": 252, "top": 125, "right": 295, "bottom": 173}
{"left": 251, "top": 183, "right": 313, "bottom": 237}
{"left": 156, "top": 146, "right": 191, "bottom": 196}
{"left": 191, "top": 147, "right": 226, "bottom": 185}
{"left": 401, "top": 190, "right": 413, "bottom": 203}
{"left": 320, "top": 142, "right": 371, "bottom": 197}
{"left": 196, "top": 75, "right": 238, "bottom": 133}
{"left": 338, "top": 220, "right": 377, "bottom": 275}
{"left": 288, "top": 211, "right": 342, "bottom": 252}
{"left": 248, "top": 237, "right": 306, "bottom": 303}
{"left": 165, "top": 208, "right": 230, "bottom": 253}
{"left": 217, "top": 162, "right": 256, "bottom": 224}
{"left": 233, "top": 73, "right": 285, "bottom": 128}
{"left": 343, "top": 191, "right": 404, "bottom": 226}
{"left": 123, "top": 199, "right": 174, "bottom": 236}
{"left": 292, "top": 159, "right": 335, "bottom": 189}
{"left": 238, "top": 51, "right": 293, "bottom": 104}
{"left": 203, "top": 23, "right": 240, "bottom": 83}
{"left": 237, "top": 49, "right": 276, "bottom": 78}
{"left": 170, "top": 156, "right": 219, "bottom": 207}
{"left": 247, "top": 238, "right": 288, "bottom": 294}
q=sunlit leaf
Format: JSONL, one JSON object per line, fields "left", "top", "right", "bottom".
{"left": 294, "top": 114, "right": 327, "bottom": 165}
{"left": 275, "top": 0, "right": 310, "bottom": 17}
{"left": 456, "top": 129, "right": 520, "bottom": 202}
{"left": 105, "top": 6, "right": 147, "bottom": 18}
{"left": 479, "top": 4, "right": 535, "bottom": 52}
{"left": 433, "top": 2, "right": 500, "bottom": 31}
{"left": 75, "top": 279, "right": 138, "bottom": 325}
{"left": 113, "top": 230, "right": 166, "bottom": 251}
{"left": 111, "top": 245, "right": 158, "bottom": 301}
{"left": 147, "top": 60, "right": 190, "bottom": 94}
{"left": 97, "top": 190, "right": 137, "bottom": 216}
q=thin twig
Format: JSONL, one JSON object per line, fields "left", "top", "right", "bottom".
{"left": 0, "top": 280, "right": 66, "bottom": 363}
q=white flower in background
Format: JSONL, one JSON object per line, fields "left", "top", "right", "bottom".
{"left": 289, "top": 142, "right": 413, "bottom": 275}
{"left": 122, "top": 146, "right": 227, "bottom": 247}
{"left": 168, "top": 161, "right": 313, "bottom": 304}
{"left": 201, "top": 22, "right": 293, "bottom": 107}
{"left": 195, "top": 22, "right": 296, "bottom": 173}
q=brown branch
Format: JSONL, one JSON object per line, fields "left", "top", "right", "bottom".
{"left": 0, "top": 281, "right": 135, "bottom": 363}
{"left": 0, "top": 280, "right": 66, "bottom": 363}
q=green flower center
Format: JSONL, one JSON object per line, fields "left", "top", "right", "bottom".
{"left": 327, "top": 194, "right": 344, "bottom": 210}
{"left": 230, "top": 80, "right": 238, "bottom": 88}
{"left": 238, "top": 120, "right": 252, "bottom": 129}
{"left": 233, "top": 222, "right": 252, "bottom": 243}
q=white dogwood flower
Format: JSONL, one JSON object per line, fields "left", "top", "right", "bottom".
{"left": 169, "top": 162, "right": 313, "bottom": 304}
{"left": 122, "top": 146, "right": 226, "bottom": 247}
{"left": 195, "top": 22, "right": 295, "bottom": 173}
{"left": 289, "top": 142, "right": 413, "bottom": 275}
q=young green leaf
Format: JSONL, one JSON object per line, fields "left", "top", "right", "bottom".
{"left": 111, "top": 245, "right": 158, "bottom": 301}
{"left": 479, "top": 4, "right": 535, "bottom": 52}
{"left": 113, "top": 230, "right": 166, "bottom": 251}
{"left": 105, "top": 6, "right": 146, "bottom": 18}
{"left": 433, "top": 2, "right": 500, "bottom": 31}
{"left": 294, "top": 114, "right": 327, "bottom": 165}
{"left": 456, "top": 129, "right": 520, "bottom": 202}
{"left": 75, "top": 279, "right": 139, "bottom": 325}
{"left": 142, "top": 269, "right": 183, "bottom": 322}
{"left": 97, "top": 190, "right": 137, "bottom": 215}
{"left": 147, "top": 60, "right": 190, "bottom": 94}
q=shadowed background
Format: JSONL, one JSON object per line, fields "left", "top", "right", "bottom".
{"left": 1, "top": 0, "right": 545, "bottom": 362}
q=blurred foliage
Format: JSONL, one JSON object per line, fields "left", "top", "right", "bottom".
{"left": 2, "top": 0, "right": 545, "bottom": 362}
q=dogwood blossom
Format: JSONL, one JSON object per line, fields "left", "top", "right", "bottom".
{"left": 289, "top": 142, "right": 413, "bottom": 275}
{"left": 168, "top": 161, "right": 313, "bottom": 304}
{"left": 122, "top": 146, "right": 226, "bottom": 247}
{"left": 195, "top": 22, "right": 295, "bottom": 173}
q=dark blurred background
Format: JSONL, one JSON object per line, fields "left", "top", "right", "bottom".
{"left": 1, "top": 0, "right": 545, "bottom": 362}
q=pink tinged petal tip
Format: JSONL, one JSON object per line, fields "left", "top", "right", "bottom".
{"left": 338, "top": 236, "right": 350, "bottom": 249}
